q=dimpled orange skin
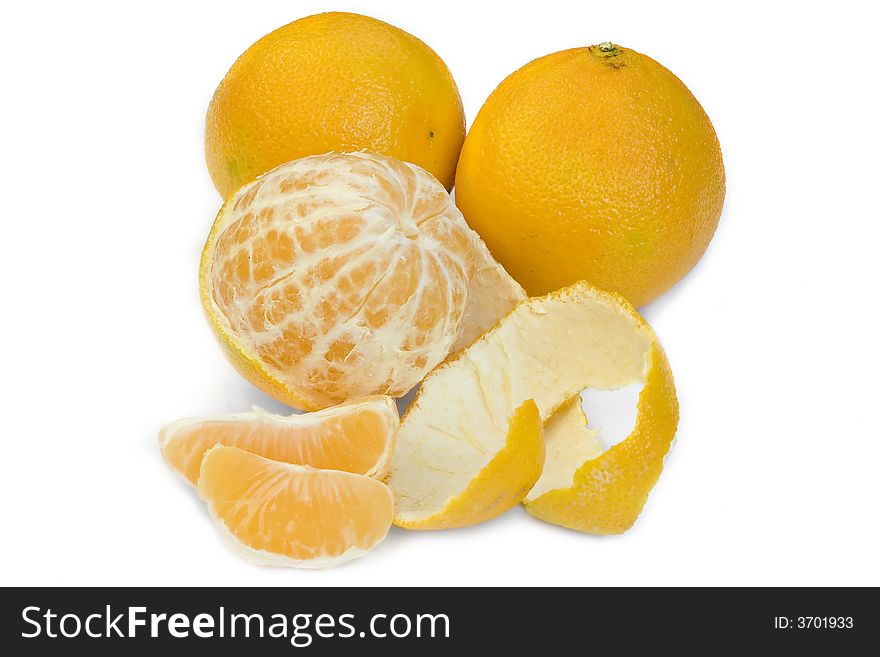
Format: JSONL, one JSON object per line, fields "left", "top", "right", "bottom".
{"left": 206, "top": 12, "right": 465, "bottom": 199}
{"left": 455, "top": 44, "right": 725, "bottom": 307}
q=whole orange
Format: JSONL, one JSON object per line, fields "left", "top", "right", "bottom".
{"left": 205, "top": 12, "right": 465, "bottom": 199}
{"left": 455, "top": 43, "right": 725, "bottom": 307}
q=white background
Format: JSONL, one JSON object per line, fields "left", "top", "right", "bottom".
{"left": 2, "top": 0, "right": 878, "bottom": 587}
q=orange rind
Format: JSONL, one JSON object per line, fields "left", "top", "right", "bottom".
{"left": 390, "top": 280, "right": 678, "bottom": 533}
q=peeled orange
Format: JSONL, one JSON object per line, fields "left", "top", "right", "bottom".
{"left": 159, "top": 395, "right": 398, "bottom": 486}
{"left": 205, "top": 12, "right": 465, "bottom": 198}
{"left": 456, "top": 43, "right": 725, "bottom": 307}
{"left": 200, "top": 151, "right": 516, "bottom": 411}
{"left": 390, "top": 280, "right": 678, "bottom": 533}
{"left": 199, "top": 445, "right": 393, "bottom": 568}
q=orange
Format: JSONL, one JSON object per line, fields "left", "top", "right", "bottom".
{"left": 159, "top": 395, "right": 398, "bottom": 486}
{"left": 200, "top": 151, "right": 517, "bottom": 411}
{"left": 205, "top": 11, "right": 465, "bottom": 198}
{"left": 455, "top": 43, "right": 725, "bottom": 307}
{"left": 199, "top": 445, "right": 393, "bottom": 567}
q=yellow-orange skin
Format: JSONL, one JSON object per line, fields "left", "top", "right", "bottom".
{"left": 524, "top": 342, "right": 678, "bottom": 534}
{"left": 205, "top": 12, "right": 465, "bottom": 198}
{"left": 394, "top": 401, "right": 544, "bottom": 530}
{"left": 455, "top": 44, "right": 725, "bottom": 307}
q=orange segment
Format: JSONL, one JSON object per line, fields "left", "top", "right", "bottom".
{"left": 159, "top": 396, "right": 398, "bottom": 486}
{"left": 198, "top": 445, "right": 393, "bottom": 568}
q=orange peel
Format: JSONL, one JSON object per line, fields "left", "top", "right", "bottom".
{"left": 390, "top": 280, "right": 678, "bottom": 533}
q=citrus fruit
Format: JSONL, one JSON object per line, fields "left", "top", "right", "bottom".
{"left": 455, "top": 43, "right": 725, "bottom": 307}
{"left": 205, "top": 11, "right": 465, "bottom": 198}
{"left": 201, "top": 151, "right": 516, "bottom": 411}
{"left": 159, "top": 395, "right": 398, "bottom": 486}
{"left": 198, "top": 445, "right": 393, "bottom": 568}
{"left": 390, "top": 280, "right": 678, "bottom": 533}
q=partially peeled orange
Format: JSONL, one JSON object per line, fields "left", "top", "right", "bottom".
{"left": 200, "top": 151, "right": 518, "bottom": 411}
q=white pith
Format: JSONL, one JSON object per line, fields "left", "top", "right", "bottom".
{"left": 452, "top": 246, "right": 527, "bottom": 353}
